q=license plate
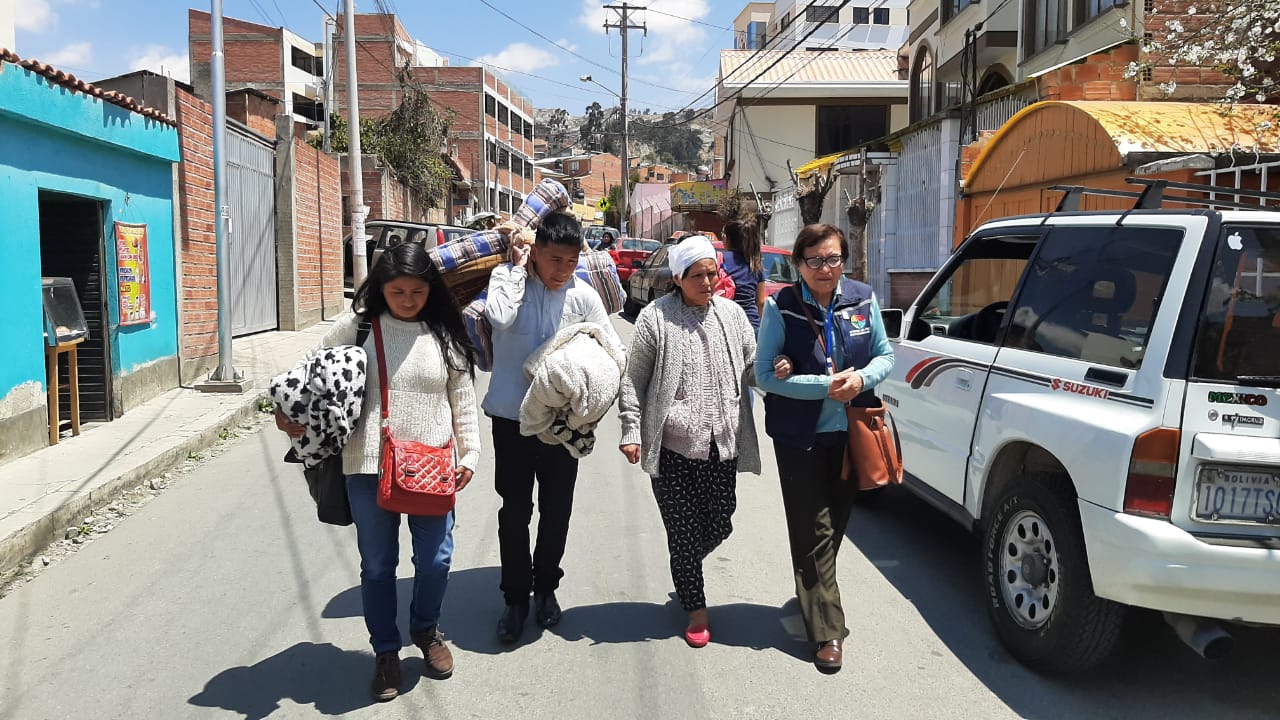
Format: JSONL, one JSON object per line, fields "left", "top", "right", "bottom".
{"left": 1194, "top": 466, "right": 1280, "bottom": 523}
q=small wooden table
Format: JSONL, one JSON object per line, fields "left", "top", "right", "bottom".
{"left": 46, "top": 337, "right": 83, "bottom": 445}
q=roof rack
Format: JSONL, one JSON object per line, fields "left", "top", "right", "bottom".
{"left": 1048, "top": 178, "right": 1280, "bottom": 213}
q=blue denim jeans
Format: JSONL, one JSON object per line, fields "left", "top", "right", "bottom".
{"left": 346, "top": 473, "right": 455, "bottom": 655}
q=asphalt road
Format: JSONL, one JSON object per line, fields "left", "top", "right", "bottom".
{"left": 1, "top": 315, "right": 1277, "bottom": 720}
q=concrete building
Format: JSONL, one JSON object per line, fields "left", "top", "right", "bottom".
{"left": 715, "top": 48, "right": 908, "bottom": 194}
{"left": 535, "top": 153, "right": 623, "bottom": 206}
{"left": 0, "top": 52, "right": 181, "bottom": 462}
{"left": 733, "top": 2, "right": 774, "bottom": 50}
{"left": 765, "top": 0, "right": 910, "bottom": 51}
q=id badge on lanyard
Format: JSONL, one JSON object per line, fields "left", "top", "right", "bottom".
{"left": 822, "top": 303, "right": 837, "bottom": 376}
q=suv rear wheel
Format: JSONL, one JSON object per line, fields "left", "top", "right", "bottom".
{"left": 982, "top": 473, "right": 1125, "bottom": 673}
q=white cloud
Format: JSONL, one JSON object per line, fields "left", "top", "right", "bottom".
{"left": 45, "top": 41, "right": 92, "bottom": 68}
{"left": 579, "top": 0, "right": 710, "bottom": 66}
{"left": 472, "top": 42, "right": 560, "bottom": 74}
{"left": 554, "top": 38, "right": 580, "bottom": 54}
{"left": 128, "top": 45, "right": 190, "bottom": 83}
{"left": 640, "top": 61, "right": 715, "bottom": 95}
{"left": 15, "top": 0, "right": 58, "bottom": 32}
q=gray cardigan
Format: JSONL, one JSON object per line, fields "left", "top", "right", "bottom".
{"left": 618, "top": 293, "right": 761, "bottom": 477}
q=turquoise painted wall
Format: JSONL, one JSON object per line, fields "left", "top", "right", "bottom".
{"left": 0, "top": 61, "right": 180, "bottom": 399}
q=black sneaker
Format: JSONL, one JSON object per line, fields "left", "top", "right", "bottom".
{"left": 497, "top": 603, "right": 529, "bottom": 644}
{"left": 534, "top": 592, "right": 562, "bottom": 628}
{"left": 370, "top": 651, "right": 401, "bottom": 701}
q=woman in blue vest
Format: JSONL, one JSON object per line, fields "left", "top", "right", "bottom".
{"left": 754, "top": 223, "right": 894, "bottom": 672}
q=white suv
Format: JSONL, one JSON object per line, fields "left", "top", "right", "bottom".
{"left": 879, "top": 180, "right": 1280, "bottom": 672}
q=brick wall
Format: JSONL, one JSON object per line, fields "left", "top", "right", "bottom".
{"left": 1036, "top": 44, "right": 1139, "bottom": 102}
{"left": 189, "top": 9, "right": 286, "bottom": 102}
{"left": 1141, "top": 1, "right": 1248, "bottom": 100}
{"left": 175, "top": 88, "right": 219, "bottom": 376}
{"left": 226, "top": 90, "right": 279, "bottom": 139}
{"left": 291, "top": 139, "right": 344, "bottom": 318}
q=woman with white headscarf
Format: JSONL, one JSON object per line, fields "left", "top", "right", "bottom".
{"left": 618, "top": 235, "right": 760, "bottom": 648}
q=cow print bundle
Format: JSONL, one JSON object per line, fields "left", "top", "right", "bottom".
{"left": 268, "top": 345, "right": 368, "bottom": 468}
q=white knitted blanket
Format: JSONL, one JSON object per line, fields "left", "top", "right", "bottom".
{"left": 519, "top": 322, "right": 627, "bottom": 458}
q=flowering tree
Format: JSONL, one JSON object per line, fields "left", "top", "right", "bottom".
{"left": 1139, "top": 2, "right": 1280, "bottom": 103}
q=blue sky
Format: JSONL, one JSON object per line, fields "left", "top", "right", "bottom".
{"left": 13, "top": 0, "right": 745, "bottom": 114}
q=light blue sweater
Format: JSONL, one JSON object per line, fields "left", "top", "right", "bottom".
{"left": 753, "top": 284, "right": 894, "bottom": 433}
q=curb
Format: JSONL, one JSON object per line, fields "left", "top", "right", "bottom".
{"left": 0, "top": 391, "right": 269, "bottom": 575}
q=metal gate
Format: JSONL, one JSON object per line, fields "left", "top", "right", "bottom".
{"left": 227, "top": 127, "right": 277, "bottom": 336}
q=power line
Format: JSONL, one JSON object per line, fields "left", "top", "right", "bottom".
{"left": 642, "top": 6, "right": 736, "bottom": 32}
{"left": 647, "top": 0, "right": 856, "bottom": 128}
{"left": 474, "top": 0, "right": 699, "bottom": 96}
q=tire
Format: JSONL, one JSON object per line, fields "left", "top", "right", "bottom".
{"left": 982, "top": 473, "right": 1125, "bottom": 673}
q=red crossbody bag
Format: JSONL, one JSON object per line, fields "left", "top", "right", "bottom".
{"left": 372, "top": 317, "right": 457, "bottom": 516}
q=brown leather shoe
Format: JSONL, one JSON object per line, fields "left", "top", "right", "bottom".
{"left": 815, "top": 639, "right": 843, "bottom": 671}
{"left": 411, "top": 627, "right": 454, "bottom": 679}
{"left": 370, "top": 651, "right": 401, "bottom": 701}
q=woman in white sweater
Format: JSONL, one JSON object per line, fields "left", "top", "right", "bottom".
{"left": 618, "top": 236, "right": 760, "bottom": 648}
{"left": 285, "top": 242, "right": 480, "bottom": 701}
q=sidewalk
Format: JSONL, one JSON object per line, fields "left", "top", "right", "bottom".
{"left": 0, "top": 318, "right": 337, "bottom": 573}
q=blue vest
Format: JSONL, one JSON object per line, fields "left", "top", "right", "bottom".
{"left": 764, "top": 279, "right": 878, "bottom": 449}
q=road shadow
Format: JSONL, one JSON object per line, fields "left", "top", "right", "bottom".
{"left": 845, "top": 487, "right": 1280, "bottom": 720}
{"left": 323, "top": 567, "right": 807, "bottom": 660}
{"left": 187, "top": 641, "right": 418, "bottom": 719}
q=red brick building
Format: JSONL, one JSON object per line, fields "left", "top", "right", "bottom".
{"left": 546, "top": 153, "right": 623, "bottom": 205}
{"left": 188, "top": 10, "right": 533, "bottom": 223}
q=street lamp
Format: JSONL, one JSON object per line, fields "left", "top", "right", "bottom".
{"left": 580, "top": 74, "right": 628, "bottom": 235}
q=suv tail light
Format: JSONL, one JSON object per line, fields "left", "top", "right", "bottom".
{"left": 1124, "top": 428, "right": 1181, "bottom": 519}
{"left": 436, "top": 228, "right": 446, "bottom": 246}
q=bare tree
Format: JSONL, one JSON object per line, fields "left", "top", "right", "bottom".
{"left": 789, "top": 160, "right": 835, "bottom": 225}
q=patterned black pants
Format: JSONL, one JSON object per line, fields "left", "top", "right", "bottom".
{"left": 652, "top": 444, "right": 738, "bottom": 612}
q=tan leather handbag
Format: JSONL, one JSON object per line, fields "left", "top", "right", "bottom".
{"left": 793, "top": 288, "right": 903, "bottom": 490}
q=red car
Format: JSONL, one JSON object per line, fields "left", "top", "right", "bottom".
{"left": 625, "top": 242, "right": 798, "bottom": 313}
{"left": 608, "top": 236, "right": 661, "bottom": 285}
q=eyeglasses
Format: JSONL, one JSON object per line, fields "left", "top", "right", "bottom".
{"left": 801, "top": 254, "right": 845, "bottom": 270}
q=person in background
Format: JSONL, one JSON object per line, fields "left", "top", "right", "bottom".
{"left": 754, "top": 224, "right": 894, "bottom": 673}
{"left": 278, "top": 242, "right": 480, "bottom": 701}
{"left": 599, "top": 230, "right": 616, "bottom": 251}
{"left": 720, "top": 218, "right": 767, "bottom": 331}
{"left": 618, "top": 235, "right": 760, "bottom": 648}
{"left": 484, "top": 212, "right": 621, "bottom": 644}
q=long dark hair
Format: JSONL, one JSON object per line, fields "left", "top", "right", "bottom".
{"left": 353, "top": 242, "right": 478, "bottom": 377}
{"left": 723, "top": 218, "right": 763, "bottom": 274}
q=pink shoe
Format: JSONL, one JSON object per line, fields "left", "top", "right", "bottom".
{"left": 684, "top": 624, "right": 710, "bottom": 648}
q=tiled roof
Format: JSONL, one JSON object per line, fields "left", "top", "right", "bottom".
{"left": 719, "top": 49, "right": 903, "bottom": 87}
{"left": 0, "top": 48, "right": 177, "bottom": 126}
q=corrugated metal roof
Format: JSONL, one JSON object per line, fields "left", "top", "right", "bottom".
{"left": 720, "top": 49, "right": 902, "bottom": 87}
{"left": 965, "top": 101, "right": 1280, "bottom": 186}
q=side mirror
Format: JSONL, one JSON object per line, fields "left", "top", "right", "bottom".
{"left": 880, "top": 308, "right": 904, "bottom": 340}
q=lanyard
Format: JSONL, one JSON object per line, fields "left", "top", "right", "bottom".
{"left": 821, "top": 300, "right": 837, "bottom": 375}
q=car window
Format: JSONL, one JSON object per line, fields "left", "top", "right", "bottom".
{"left": 1192, "top": 225, "right": 1280, "bottom": 382}
{"left": 405, "top": 229, "right": 430, "bottom": 245}
{"left": 1005, "top": 226, "right": 1183, "bottom": 369}
{"left": 762, "top": 253, "right": 799, "bottom": 283}
{"left": 646, "top": 246, "right": 669, "bottom": 268}
{"left": 910, "top": 234, "right": 1038, "bottom": 343}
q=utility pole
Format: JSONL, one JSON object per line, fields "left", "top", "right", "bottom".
{"left": 198, "top": 0, "right": 250, "bottom": 393}
{"left": 344, "top": 0, "right": 369, "bottom": 289}
{"left": 604, "top": 3, "right": 645, "bottom": 237}
{"left": 322, "top": 16, "right": 335, "bottom": 154}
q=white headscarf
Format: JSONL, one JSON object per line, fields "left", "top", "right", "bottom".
{"left": 667, "top": 236, "right": 717, "bottom": 278}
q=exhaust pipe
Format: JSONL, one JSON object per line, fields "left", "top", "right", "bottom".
{"left": 1163, "top": 612, "right": 1233, "bottom": 660}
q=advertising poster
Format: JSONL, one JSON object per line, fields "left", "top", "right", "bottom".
{"left": 114, "top": 221, "right": 151, "bottom": 326}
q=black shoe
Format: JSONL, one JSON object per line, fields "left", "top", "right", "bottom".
{"left": 370, "top": 651, "right": 401, "bottom": 701}
{"left": 497, "top": 603, "right": 529, "bottom": 644}
{"left": 534, "top": 592, "right": 562, "bottom": 628}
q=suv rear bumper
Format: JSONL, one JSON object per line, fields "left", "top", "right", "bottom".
{"left": 1079, "top": 500, "right": 1280, "bottom": 625}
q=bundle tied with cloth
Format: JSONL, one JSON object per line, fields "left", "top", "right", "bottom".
{"left": 459, "top": 178, "right": 625, "bottom": 371}
{"left": 519, "top": 322, "right": 627, "bottom": 458}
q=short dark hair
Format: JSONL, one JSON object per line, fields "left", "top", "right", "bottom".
{"left": 536, "top": 212, "right": 584, "bottom": 249}
{"left": 791, "top": 224, "right": 848, "bottom": 266}
{"left": 353, "top": 242, "right": 477, "bottom": 376}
